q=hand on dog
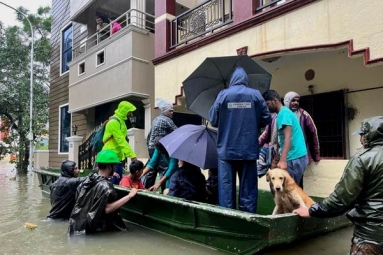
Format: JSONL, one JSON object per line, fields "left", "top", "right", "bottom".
{"left": 277, "top": 160, "right": 287, "bottom": 170}
{"left": 293, "top": 207, "right": 311, "bottom": 218}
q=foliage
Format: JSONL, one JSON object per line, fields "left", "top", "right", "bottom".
{"left": 0, "top": 6, "right": 51, "bottom": 173}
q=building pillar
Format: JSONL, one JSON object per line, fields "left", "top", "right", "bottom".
{"left": 127, "top": 128, "right": 149, "bottom": 165}
{"left": 130, "top": 0, "right": 146, "bottom": 29}
{"left": 155, "top": 0, "right": 176, "bottom": 58}
{"left": 233, "top": 0, "right": 254, "bottom": 25}
{"left": 66, "top": 136, "right": 84, "bottom": 165}
{"left": 141, "top": 98, "right": 151, "bottom": 138}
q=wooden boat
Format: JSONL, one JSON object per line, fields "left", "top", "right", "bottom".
{"left": 34, "top": 169, "right": 351, "bottom": 255}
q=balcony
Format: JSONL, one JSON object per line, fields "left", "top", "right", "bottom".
{"left": 170, "top": 0, "right": 233, "bottom": 48}
{"left": 73, "top": 9, "right": 154, "bottom": 59}
{"left": 68, "top": 9, "right": 155, "bottom": 113}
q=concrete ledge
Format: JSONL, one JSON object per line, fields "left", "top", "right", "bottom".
{"left": 257, "top": 160, "right": 349, "bottom": 197}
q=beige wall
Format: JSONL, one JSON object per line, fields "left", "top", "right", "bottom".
{"left": 348, "top": 89, "right": 383, "bottom": 153}
{"left": 255, "top": 50, "right": 383, "bottom": 156}
{"left": 158, "top": 47, "right": 383, "bottom": 156}
{"left": 155, "top": 0, "right": 383, "bottom": 104}
{"left": 34, "top": 150, "right": 49, "bottom": 169}
{"left": 68, "top": 29, "right": 155, "bottom": 112}
{"left": 257, "top": 160, "right": 349, "bottom": 197}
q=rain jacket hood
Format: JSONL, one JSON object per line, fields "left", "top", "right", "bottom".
{"left": 47, "top": 161, "right": 86, "bottom": 219}
{"left": 309, "top": 116, "right": 383, "bottom": 242}
{"left": 361, "top": 116, "right": 383, "bottom": 148}
{"left": 209, "top": 67, "right": 271, "bottom": 160}
{"left": 103, "top": 101, "right": 137, "bottom": 161}
{"left": 60, "top": 160, "right": 76, "bottom": 177}
{"left": 114, "top": 101, "right": 136, "bottom": 121}
{"left": 229, "top": 67, "right": 248, "bottom": 87}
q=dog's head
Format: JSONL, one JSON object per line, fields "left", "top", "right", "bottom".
{"left": 266, "top": 168, "right": 294, "bottom": 192}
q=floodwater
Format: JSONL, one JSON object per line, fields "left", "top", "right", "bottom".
{"left": 0, "top": 161, "right": 353, "bottom": 255}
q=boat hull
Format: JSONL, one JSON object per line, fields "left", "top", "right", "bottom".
{"left": 34, "top": 169, "right": 351, "bottom": 255}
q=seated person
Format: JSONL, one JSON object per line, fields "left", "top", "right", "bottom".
{"left": 168, "top": 160, "right": 206, "bottom": 203}
{"left": 47, "top": 160, "right": 86, "bottom": 220}
{"left": 206, "top": 168, "right": 218, "bottom": 205}
{"left": 141, "top": 136, "right": 178, "bottom": 192}
{"left": 119, "top": 160, "right": 145, "bottom": 189}
{"left": 68, "top": 150, "right": 138, "bottom": 235}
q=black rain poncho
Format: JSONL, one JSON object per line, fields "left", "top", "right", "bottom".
{"left": 68, "top": 173, "right": 126, "bottom": 235}
{"left": 47, "top": 161, "right": 86, "bottom": 220}
{"left": 309, "top": 116, "right": 383, "bottom": 242}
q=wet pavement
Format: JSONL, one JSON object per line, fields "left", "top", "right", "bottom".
{"left": 0, "top": 161, "right": 354, "bottom": 254}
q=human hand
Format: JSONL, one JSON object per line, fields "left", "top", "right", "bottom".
{"left": 113, "top": 172, "right": 120, "bottom": 179}
{"left": 129, "top": 188, "right": 138, "bottom": 198}
{"left": 148, "top": 183, "right": 161, "bottom": 192}
{"left": 277, "top": 160, "right": 287, "bottom": 170}
{"left": 292, "top": 207, "right": 311, "bottom": 218}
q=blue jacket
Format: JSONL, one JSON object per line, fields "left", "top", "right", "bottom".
{"left": 209, "top": 67, "right": 271, "bottom": 160}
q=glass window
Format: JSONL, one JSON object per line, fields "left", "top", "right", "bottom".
{"left": 61, "top": 25, "right": 73, "bottom": 74}
{"left": 59, "top": 105, "right": 71, "bottom": 153}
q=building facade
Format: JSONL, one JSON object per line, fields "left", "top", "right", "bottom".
{"left": 49, "top": 0, "right": 157, "bottom": 168}
{"left": 153, "top": 0, "right": 383, "bottom": 195}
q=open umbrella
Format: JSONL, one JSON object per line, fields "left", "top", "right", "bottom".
{"left": 159, "top": 124, "right": 218, "bottom": 169}
{"left": 182, "top": 55, "right": 271, "bottom": 120}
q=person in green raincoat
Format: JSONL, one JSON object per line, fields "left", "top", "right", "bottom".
{"left": 102, "top": 101, "right": 137, "bottom": 184}
{"left": 294, "top": 116, "right": 383, "bottom": 255}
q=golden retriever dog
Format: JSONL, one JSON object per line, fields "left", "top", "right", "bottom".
{"left": 266, "top": 168, "right": 315, "bottom": 215}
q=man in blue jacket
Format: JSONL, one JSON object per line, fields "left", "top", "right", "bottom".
{"left": 209, "top": 67, "right": 271, "bottom": 213}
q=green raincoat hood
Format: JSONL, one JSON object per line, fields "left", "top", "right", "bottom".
{"left": 114, "top": 101, "right": 136, "bottom": 120}
{"left": 360, "top": 116, "right": 383, "bottom": 148}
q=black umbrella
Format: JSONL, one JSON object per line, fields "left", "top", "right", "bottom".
{"left": 182, "top": 55, "right": 272, "bottom": 120}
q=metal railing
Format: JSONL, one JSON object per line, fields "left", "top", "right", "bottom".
{"left": 256, "top": 0, "right": 287, "bottom": 11}
{"left": 73, "top": 9, "right": 155, "bottom": 59}
{"left": 78, "top": 133, "right": 96, "bottom": 170}
{"left": 170, "top": 0, "right": 232, "bottom": 48}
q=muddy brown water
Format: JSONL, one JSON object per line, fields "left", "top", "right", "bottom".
{"left": 0, "top": 161, "right": 353, "bottom": 255}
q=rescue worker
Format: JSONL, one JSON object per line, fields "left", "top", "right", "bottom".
{"left": 68, "top": 150, "right": 138, "bottom": 235}
{"left": 294, "top": 116, "right": 383, "bottom": 255}
{"left": 102, "top": 101, "right": 137, "bottom": 184}
{"left": 47, "top": 160, "right": 86, "bottom": 219}
{"left": 209, "top": 67, "right": 271, "bottom": 213}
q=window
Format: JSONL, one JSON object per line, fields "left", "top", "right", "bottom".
{"left": 78, "top": 61, "right": 85, "bottom": 76}
{"left": 59, "top": 104, "right": 71, "bottom": 153}
{"left": 61, "top": 24, "right": 73, "bottom": 74}
{"left": 96, "top": 50, "right": 105, "bottom": 66}
{"left": 299, "top": 90, "right": 346, "bottom": 158}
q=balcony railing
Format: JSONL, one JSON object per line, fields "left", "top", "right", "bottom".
{"left": 256, "top": 0, "right": 287, "bottom": 11}
{"left": 73, "top": 9, "right": 155, "bottom": 59}
{"left": 170, "top": 0, "right": 232, "bottom": 48}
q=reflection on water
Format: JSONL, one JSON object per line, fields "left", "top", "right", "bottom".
{"left": 0, "top": 162, "right": 353, "bottom": 255}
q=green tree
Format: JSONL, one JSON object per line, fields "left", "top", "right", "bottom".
{"left": 0, "top": 6, "right": 51, "bottom": 173}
